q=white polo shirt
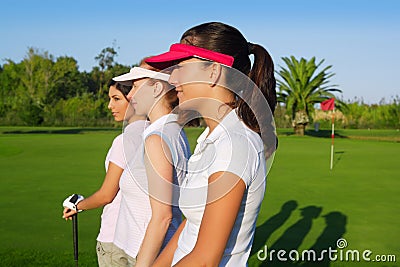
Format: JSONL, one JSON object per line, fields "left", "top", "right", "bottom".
{"left": 172, "top": 109, "right": 267, "bottom": 266}
{"left": 97, "top": 119, "right": 148, "bottom": 243}
{"left": 114, "top": 113, "right": 190, "bottom": 258}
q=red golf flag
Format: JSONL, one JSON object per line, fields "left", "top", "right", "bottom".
{"left": 321, "top": 98, "right": 335, "bottom": 111}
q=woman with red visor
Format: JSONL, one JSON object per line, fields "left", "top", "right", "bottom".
{"left": 146, "top": 22, "right": 277, "bottom": 267}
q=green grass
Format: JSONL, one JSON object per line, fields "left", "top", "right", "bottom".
{"left": 249, "top": 136, "right": 399, "bottom": 267}
{"left": 0, "top": 132, "right": 110, "bottom": 266}
{"left": 0, "top": 127, "right": 399, "bottom": 266}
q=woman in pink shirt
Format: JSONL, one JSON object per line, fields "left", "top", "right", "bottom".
{"left": 62, "top": 77, "right": 148, "bottom": 267}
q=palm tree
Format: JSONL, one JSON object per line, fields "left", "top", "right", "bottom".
{"left": 277, "top": 56, "right": 342, "bottom": 135}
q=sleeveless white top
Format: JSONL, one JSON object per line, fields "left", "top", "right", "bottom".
{"left": 114, "top": 114, "right": 190, "bottom": 258}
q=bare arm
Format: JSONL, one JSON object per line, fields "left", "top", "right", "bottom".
{"left": 135, "top": 135, "right": 175, "bottom": 267}
{"left": 63, "top": 161, "right": 123, "bottom": 219}
{"left": 152, "top": 219, "right": 186, "bottom": 267}
{"left": 173, "top": 171, "right": 245, "bottom": 267}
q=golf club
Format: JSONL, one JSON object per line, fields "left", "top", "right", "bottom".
{"left": 69, "top": 194, "right": 79, "bottom": 267}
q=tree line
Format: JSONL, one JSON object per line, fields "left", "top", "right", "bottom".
{"left": 274, "top": 98, "right": 400, "bottom": 130}
{"left": 0, "top": 47, "right": 130, "bottom": 126}
{"left": 1, "top": 47, "right": 399, "bottom": 130}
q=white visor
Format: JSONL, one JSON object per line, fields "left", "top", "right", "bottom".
{"left": 112, "top": 67, "right": 170, "bottom": 82}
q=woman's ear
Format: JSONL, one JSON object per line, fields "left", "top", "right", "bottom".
{"left": 153, "top": 81, "right": 164, "bottom": 98}
{"left": 209, "top": 63, "right": 222, "bottom": 87}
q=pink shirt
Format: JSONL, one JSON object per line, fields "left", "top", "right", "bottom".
{"left": 96, "top": 120, "right": 148, "bottom": 243}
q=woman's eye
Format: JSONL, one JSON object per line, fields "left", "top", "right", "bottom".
{"left": 172, "top": 65, "right": 182, "bottom": 71}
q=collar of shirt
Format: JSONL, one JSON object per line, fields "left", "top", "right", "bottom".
{"left": 196, "top": 109, "right": 241, "bottom": 146}
{"left": 142, "top": 113, "right": 179, "bottom": 138}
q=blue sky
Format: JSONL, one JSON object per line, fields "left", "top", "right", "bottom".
{"left": 1, "top": 0, "right": 399, "bottom": 103}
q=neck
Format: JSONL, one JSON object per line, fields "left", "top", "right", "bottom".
{"left": 127, "top": 114, "right": 146, "bottom": 124}
{"left": 198, "top": 86, "right": 234, "bottom": 133}
{"left": 200, "top": 104, "right": 232, "bottom": 133}
{"left": 148, "top": 101, "right": 172, "bottom": 123}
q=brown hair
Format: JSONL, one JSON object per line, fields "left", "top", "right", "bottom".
{"left": 108, "top": 79, "right": 131, "bottom": 102}
{"left": 139, "top": 59, "right": 179, "bottom": 110}
{"left": 180, "top": 22, "right": 277, "bottom": 151}
{"left": 139, "top": 58, "right": 200, "bottom": 126}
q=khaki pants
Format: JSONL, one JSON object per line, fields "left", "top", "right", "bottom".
{"left": 96, "top": 241, "right": 137, "bottom": 267}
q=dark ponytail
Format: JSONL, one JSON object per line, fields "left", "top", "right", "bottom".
{"left": 247, "top": 43, "right": 276, "bottom": 113}
{"left": 245, "top": 42, "right": 277, "bottom": 155}
{"left": 180, "top": 22, "right": 277, "bottom": 153}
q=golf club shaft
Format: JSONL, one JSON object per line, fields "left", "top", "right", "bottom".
{"left": 72, "top": 213, "right": 78, "bottom": 266}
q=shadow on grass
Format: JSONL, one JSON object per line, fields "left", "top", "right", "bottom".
{"left": 2, "top": 128, "right": 119, "bottom": 135}
{"left": 250, "top": 200, "right": 347, "bottom": 267}
{"left": 305, "top": 130, "right": 347, "bottom": 139}
{"left": 251, "top": 200, "right": 299, "bottom": 258}
{"left": 333, "top": 151, "right": 345, "bottom": 168}
{"left": 277, "top": 129, "right": 348, "bottom": 139}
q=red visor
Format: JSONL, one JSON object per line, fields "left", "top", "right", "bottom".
{"left": 145, "top": 43, "right": 234, "bottom": 69}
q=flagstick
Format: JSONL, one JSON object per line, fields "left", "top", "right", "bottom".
{"left": 330, "top": 108, "right": 335, "bottom": 170}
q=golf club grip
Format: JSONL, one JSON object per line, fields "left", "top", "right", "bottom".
{"left": 72, "top": 214, "right": 78, "bottom": 264}
{"left": 70, "top": 194, "right": 78, "bottom": 203}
